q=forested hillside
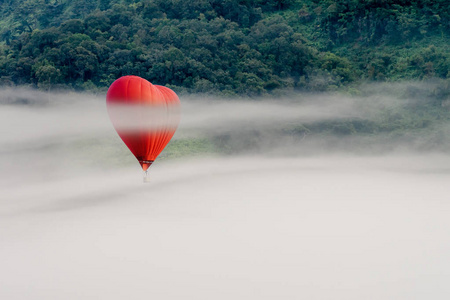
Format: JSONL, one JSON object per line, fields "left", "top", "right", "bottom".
{"left": 0, "top": 0, "right": 448, "bottom": 95}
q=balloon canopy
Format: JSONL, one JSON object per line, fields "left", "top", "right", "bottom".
{"left": 106, "top": 75, "right": 180, "bottom": 172}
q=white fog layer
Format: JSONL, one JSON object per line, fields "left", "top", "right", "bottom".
{"left": 1, "top": 86, "right": 450, "bottom": 299}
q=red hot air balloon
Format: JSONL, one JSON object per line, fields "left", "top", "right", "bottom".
{"left": 106, "top": 76, "right": 180, "bottom": 180}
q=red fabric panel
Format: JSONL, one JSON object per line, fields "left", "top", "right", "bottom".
{"left": 106, "top": 76, "right": 180, "bottom": 171}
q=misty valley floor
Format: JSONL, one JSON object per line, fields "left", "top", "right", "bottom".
{"left": 2, "top": 88, "right": 450, "bottom": 299}
{"left": 1, "top": 155, "right": 450, "bottom": 300}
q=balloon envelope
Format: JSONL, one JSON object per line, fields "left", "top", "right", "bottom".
{"left": 106, "top": 76, "right": 180, "bottom": 171}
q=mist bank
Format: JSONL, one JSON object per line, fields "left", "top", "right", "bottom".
{"left": 2, "top": 82, "right": 450, "bottom": 299}
{"left": 1, "top": 82, "right": 449, "bottom": 191}
{"left": 2, "top": 81, "right": 450, "bottom": 162}
{"left": 2, "top": 154, "right": 450, "bottom": 300}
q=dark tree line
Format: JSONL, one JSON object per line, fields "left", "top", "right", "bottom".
{"left": 0, "top": 0, "right": 448, "bottom": 94}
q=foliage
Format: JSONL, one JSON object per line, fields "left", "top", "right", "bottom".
{"left": 0, "top": 0, "right": 448, "bottom": 95}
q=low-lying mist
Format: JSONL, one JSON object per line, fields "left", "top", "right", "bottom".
{"left": 1, "top": 82, "right": 450, "bottom": 299}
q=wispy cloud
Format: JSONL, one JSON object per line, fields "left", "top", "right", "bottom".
{"left": 1, "top": 84, "right": 450, "bottom": 299}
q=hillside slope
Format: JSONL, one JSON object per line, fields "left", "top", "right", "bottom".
{"left": 0, "top": 0, "right": 448, "bottom": 95}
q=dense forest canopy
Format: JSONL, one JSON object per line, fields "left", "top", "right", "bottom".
{"left": 0, "top": 0, "right": 448, "bottom": 95}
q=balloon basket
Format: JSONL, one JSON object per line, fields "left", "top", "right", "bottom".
{"left": 143, "top": 171, "right": 151, "bottom": 183}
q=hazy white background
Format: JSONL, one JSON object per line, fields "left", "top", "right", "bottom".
{"left": 1, "top": 87, "right": 450, "bottom": 299}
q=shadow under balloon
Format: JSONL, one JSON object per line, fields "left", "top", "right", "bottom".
{"left": 7, "top": 155, "right": 450, "bottom": 217}
{"left": 18, "top": 162, "right": 325, "bottom": 215}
